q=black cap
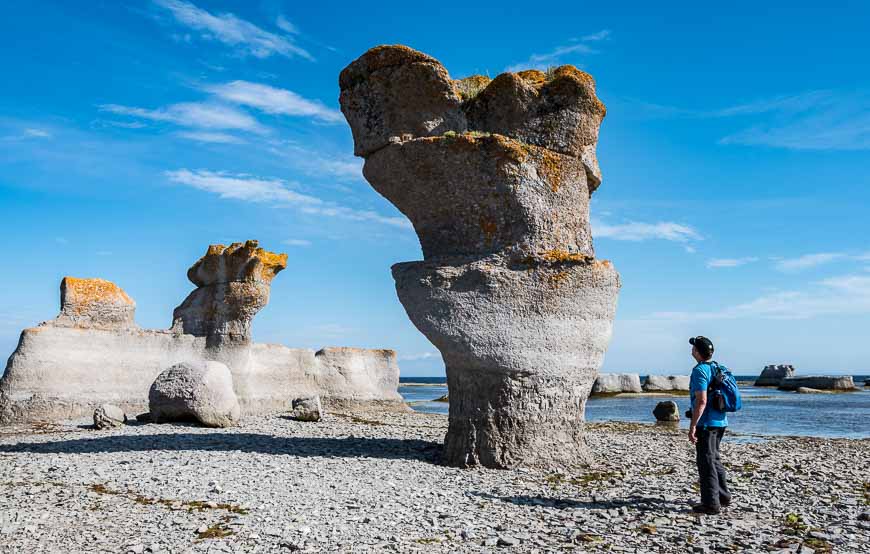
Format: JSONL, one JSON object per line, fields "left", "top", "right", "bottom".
{"left": 690, "top": 336, "right": 714, "bottom": 356}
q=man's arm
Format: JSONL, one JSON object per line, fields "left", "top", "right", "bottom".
{"left": 689, "top": 390, "right": 707, "bottom": 444}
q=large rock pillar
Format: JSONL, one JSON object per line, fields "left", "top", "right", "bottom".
{"left": 339, "top": 45, "right": 620, "bottom": 468}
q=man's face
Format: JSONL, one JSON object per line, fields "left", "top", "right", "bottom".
{"left": 691, "top": 346, "right": 703, "bottom": 363}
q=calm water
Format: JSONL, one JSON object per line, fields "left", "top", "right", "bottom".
{"left": 399, "top": 376, "right": 870, "bottom": 439}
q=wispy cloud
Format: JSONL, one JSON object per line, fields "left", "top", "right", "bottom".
{"left": 774, "top": 252, "right": 847, "bottom": 272}
{"left": 706, "top": 257, "right": 759, "bottom": 269}
{"left": 506, "top": 30, "right": 610, "bottom": 72}
{"left": 152, "top": 0, "right": 312, "bottom": 60}
{"left": 24, "top": 128, "right": 52, "bottom": 138}
{"left": 283, "top": 238, "right": 311, "bottom": 247}
{"left": 593, "top": 220, "right": 702, "bottom": 243}
{"left": 275, "top": 15, "right": 298, "bottom": 34}
{"left": 208, "top": 81, "right": 342, "bottom": 123}
{"left": 398, "top": 352, "right": 442, "bottom": 362}
{"left": 266, "top": 141, "right": 362, "bottom": 181}
{"left": 166, "top": 169, "right": 410, "bottom": 229}
{"left": 176, "top": 130, "right": 244, "bottom": 143}
{"left": 653, "top": 273, "right": 870, "bottom": 321}
{"left": 100, "top": 102, "right": 264, "bottom": 133}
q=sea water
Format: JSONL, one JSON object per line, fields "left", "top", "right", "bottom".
{"left": 399, "top": 376, "right": 870, "bottom": 439}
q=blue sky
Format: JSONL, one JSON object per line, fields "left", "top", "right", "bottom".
{"left": 2, "top": 1, "right": 869, "bottom": 376}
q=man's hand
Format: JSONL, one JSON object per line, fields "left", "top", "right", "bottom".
{"left": 688, "top": 425, "right": 697, "bottom": 444}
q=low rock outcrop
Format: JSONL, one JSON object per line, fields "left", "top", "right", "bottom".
{"left": 591, "top": 374, "right": 642, "bottom": 394}
{"left": 0, "top": 240, "right": 404, "bottom": 424}
{"left": 341, "top": 45, "right": 619, "bottom": 468}
{"left": 755, "top": 364, "right": 795, "bottom": 387}
{"left": 149, "top": 361, "right": 241, "bottom": 427}
{"left": 653, "top": 401, "right": 680, "bottom": 421}
{"left": 778, "top": 376, "right": 856, "bottom": 391}
{"left": 643, "top": 375, "right": 690, "bottom": 392}
{"left": 93, "top": 404, "right": 127, "bottom": 429}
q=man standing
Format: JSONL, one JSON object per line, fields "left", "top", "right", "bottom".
{"left": 688, "top": 336, "right": 731, "bottom": 515}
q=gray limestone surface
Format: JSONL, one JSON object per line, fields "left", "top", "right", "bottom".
{"left": 341, "top": 44, "right": 619, "bottom": 469}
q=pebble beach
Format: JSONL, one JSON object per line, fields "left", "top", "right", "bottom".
{"left": 1, "top": 410, "right": 868, "bottom": 553}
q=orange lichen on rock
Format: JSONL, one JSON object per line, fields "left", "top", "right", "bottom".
{"left": 539, "top": 249, "right": 593, "bottom": 264}
{"left": 516, "top": 70, "right": 547, "bottom": 86}
{"left": 536, "top": 149, "right": 568, "bottom": 192}
{"left": 479, "top": 216, "right": 498, "bottom": 242}
{"left": 339, "top": 44, "right": 437, "bottom": 89}
{"left": 454, "top": 75, "right": 492, "bottom": 101}
{"left": 61, "top": 277, "right": 134, "bottom": 314}
{"left": 187, "top": 240, "right": 288, "bottom": 287}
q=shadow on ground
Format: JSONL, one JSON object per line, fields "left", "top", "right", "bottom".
{"left": 471, "top": 491, "right": 691, "bottom": 513}
{"left": 0, "top": 431, "right": 443, "bottom": 463}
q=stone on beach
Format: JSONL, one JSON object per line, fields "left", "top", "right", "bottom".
{"left": 755, "top": 364, "right": 795, "bottom": 387}
{"left": 778, "top": 376, "right": 856, "bottom": 391}
{"left": 148, "top": 361, "right": 241, "bottom": 428}
{"left": 592, "top": 373, "right": 642, "bottom": 394}
{"left": 652, "top": 401, "right": 680, "bottom": 421}
{"left": 341, "top": 44, "right": 619, "bottom": 469}
{"left": 642, "top": 375, "right": 690, "bottom": 392}
{"left": 92, "top": 403, "right": 127, "bottom": 429}
{"left": 291, "top": 396, "right": 322, "bottom": 422}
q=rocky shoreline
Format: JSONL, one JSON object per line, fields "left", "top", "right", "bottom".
{"left": 1, "top": 410, "right": 868, "bottom": 553}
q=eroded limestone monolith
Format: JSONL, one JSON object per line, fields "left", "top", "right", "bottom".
{"left": 340, "top": 45, "right": 620, "bottom": 468}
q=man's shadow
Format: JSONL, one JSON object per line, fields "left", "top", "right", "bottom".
{"left": 470, "top": 491, "right": 690, "bottom": 513}
{"left": 0, "top": 430, "right": 442, "bottom": 464}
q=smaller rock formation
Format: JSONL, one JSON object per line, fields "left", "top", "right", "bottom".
{"left": 653, "top": 401, "right": 680, "bottom": 422}
{"left": 778, "top": 376, "right": 855, "bottom": 391}
{"left": 643, "top": 375, "right": 690, "bottom": 392}
{"left": 93, "top": 404, "right": 127, "bottom": 429}
{"left": 795, "top": 387, "right": 836, "bottom": 394}
{"left": 149, "top": 361, "right": 241, "bottom": 427}
{"left": 56, "top": 277, "right": 136, "bottom": 330}
{"left": 434, "top": 394, "right": 449, "bottom": 403}
{"left": 291, "top": 396, "right": 322, "bottom": 422}
{"left": 172, "top": 240, "right": 288, "bottom": 346}
{"left": 755, "top": 364, "right": 795, "bottom": 387}
{"left": 591, "top": 374, "right": 642, "bottom": 394}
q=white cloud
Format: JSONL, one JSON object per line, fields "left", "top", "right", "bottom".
{"left": 275, "top": 15, "right": 298, "bottom": 34}
{"left": 283, "top": 238, "right": 311, "bottom": 247}
{"left": 399, "top": 352, "right": 442, "bottom": 362}
{"left": 593, "top": 220, "right": 702, "bottom": 243}
{"left": 24, "top": 128, "right": 51, "bottom": 138}
{"left": 152, "top": 0, "right": 312, "bottom": 60}
{"left": 166, "top": 169, "right": 410, "bottom": 229}
{"left": 653, "top": 274, "right": 870, "bottom": 321}
{"left": 208, "top": 81, "right": 342, "bottom": 123}
{"left": 100, "top": 102, "right": 264, "bottom": 133}
{"left": 506, "top": 30, "right": 609, "bottom": 72}
{"left": 774, "top": 252, "right": 846, "bottom": 272}
{"left": 706, "top": 257, "right": 759, "bottom": 269}
{"left": 266, "top": 141, "right": 362, "bottom": 181}
{"left": 166, "top": 169, "right": 321, "bottom": 205}
{"left": 177, "top": 130, "right": 244, "bottom": 143}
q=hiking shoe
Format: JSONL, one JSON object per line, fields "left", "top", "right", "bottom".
{"left": 692, "top": 504, "right": 721, "bottom": 515}
{"left": 720, "top": 496, "right": 732, "bottom": 508}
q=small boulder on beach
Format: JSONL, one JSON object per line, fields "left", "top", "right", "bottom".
{"left": 653, "top": 401, "right": 680, "bottom": 421}
{"left": 148, "top": 361, "right": 241, "bottom": 427}
{"left": 291, "top": 396, "right": 322, "bottom": 422}
{"left": 93, "top": 403, "right": 127, "bottom": 429}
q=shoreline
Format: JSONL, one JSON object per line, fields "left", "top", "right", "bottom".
{"left": 1, "top": 410, "right": 868, "bottom": 553}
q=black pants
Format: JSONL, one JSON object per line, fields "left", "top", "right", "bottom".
{"left": 696, "top": 426, "right": 731, "bottom": 508}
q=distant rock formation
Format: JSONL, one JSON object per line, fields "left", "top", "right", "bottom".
{"left": 340, "top": 45, "right": 620, "bottom": 469}
{"left": 755, "top": 364, "right": 795, "bottom": 387}
{"left": 0, "top": 240, "right": 403, "bottom": 424}
{"left": 643, "top": 375, "right": 690, "bottom": 392}
{"left": 778, "top": 376, "right": 856, "bottom": 391}
{"left": 592, "top": 374, "right": 643, "bottom": 394}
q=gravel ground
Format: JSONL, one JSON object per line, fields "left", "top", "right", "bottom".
{"left": 1, "top": 410, "right": 868, "bottom": 553}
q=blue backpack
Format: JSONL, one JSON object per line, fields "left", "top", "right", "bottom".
{"left": 708, "top": 361, "right": 742, "bottom": 412}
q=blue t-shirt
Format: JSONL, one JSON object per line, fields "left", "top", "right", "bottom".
{"left": 690, "top": 362, "right": 728, "bottom": 428}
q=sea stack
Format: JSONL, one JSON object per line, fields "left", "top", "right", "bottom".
{"left": 339, "top": 45, "right": 620, "bottom": 468}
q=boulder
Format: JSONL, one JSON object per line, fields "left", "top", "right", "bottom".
{"left": 643, "top": 375, "right": 690, "bottom": 392}
{"left": 592, "top": 373, "right": 643, "bottom": 394}
{"left": 149, "top": 361, "right": 241, "bottom": 427}
{"left": 341, "top": 45, "right": 619, "bottom": 469}
{"left": 755, "top": 364, "right": 795, "bottom": 387}
{"left": 55, "top": 277, "right": 136, "bottom": 330}
{"left": 291, "top": 396, "right": 322, "bottom": 422}
{"left": 778, "top": 376, "right": 855, "bottom": 391}
{"left": 653, "top": 401, "right": 680, "bottom": 422}
{"left": 93, "top": 404, "right": 127, "bottom": 429}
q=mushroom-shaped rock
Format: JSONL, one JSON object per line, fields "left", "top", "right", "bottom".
{"left": 341, "top": 45, "right": 619, "bottom": 469}
{"left": 172, "top": 240, "right": 287, "bottom": 345}
{"left": 55, "top": 277, "right": 136, "bottom": 330}
{"left": 653, "top": 401, "right": 680, "bottom": 422}
{"left": 149, "top": 361, "right": 241, "bottom": 427}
